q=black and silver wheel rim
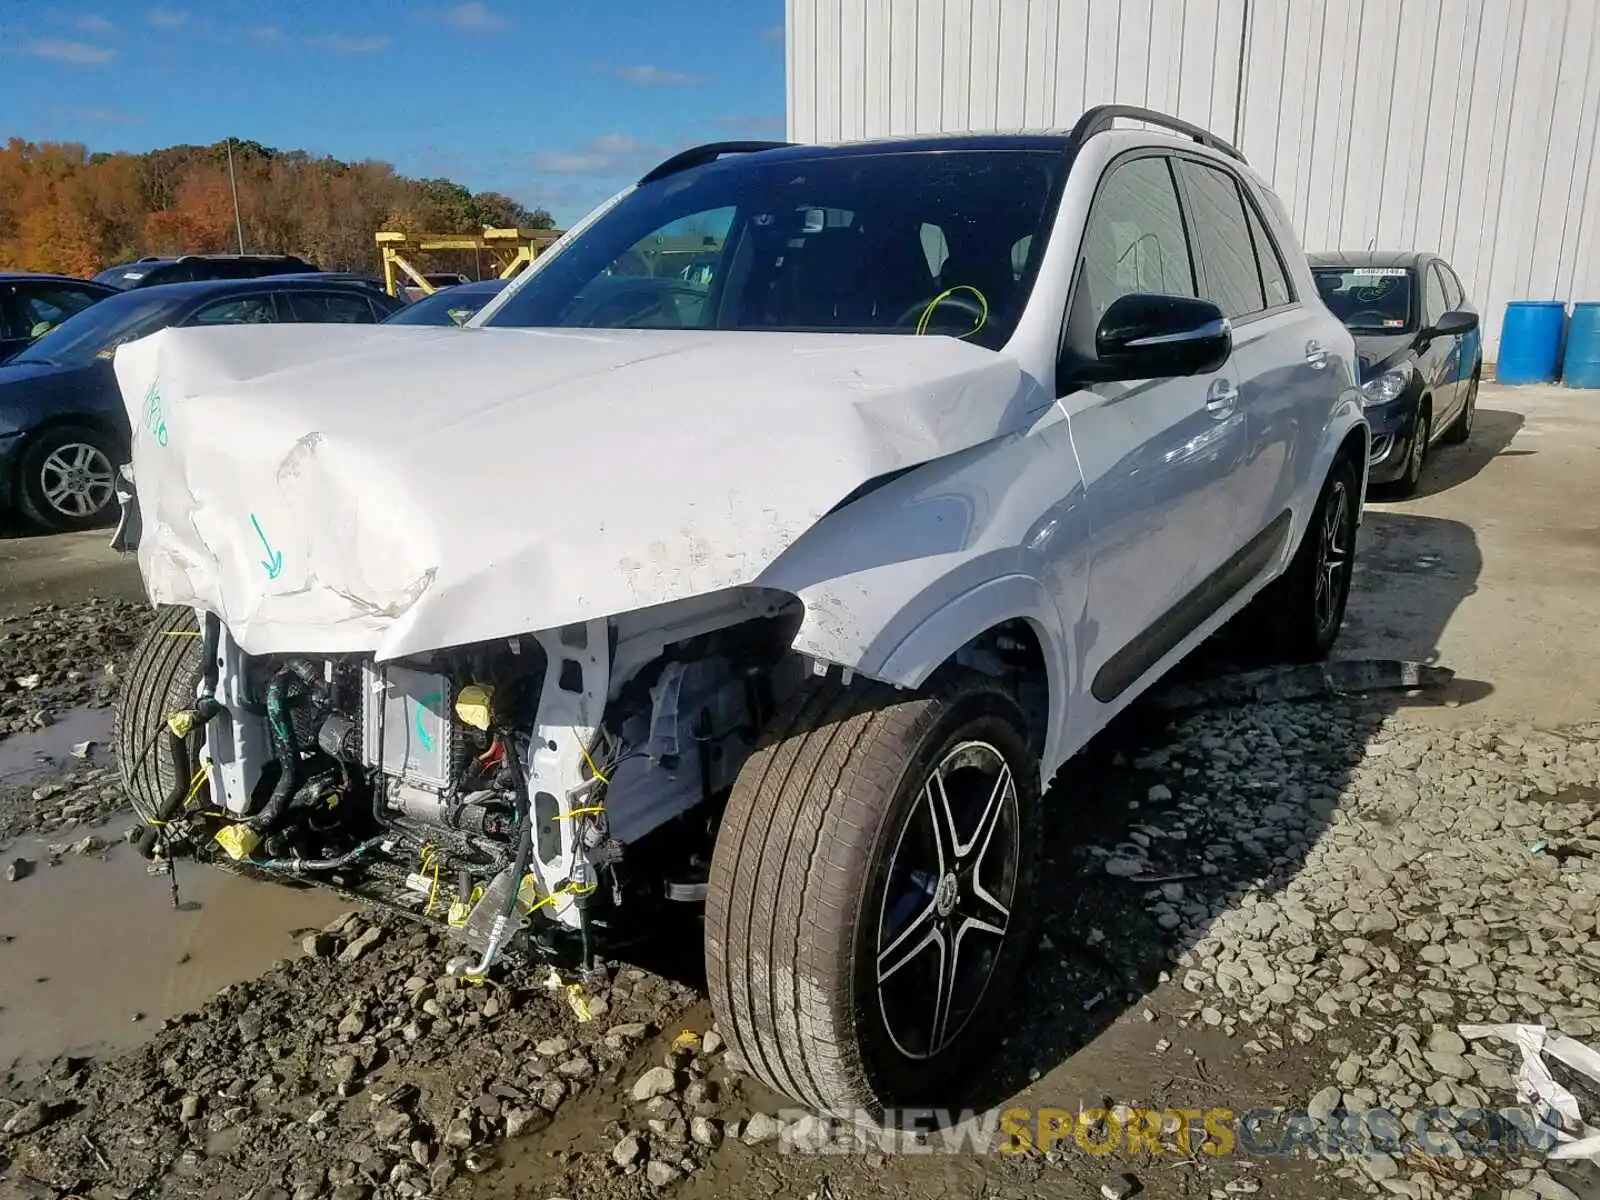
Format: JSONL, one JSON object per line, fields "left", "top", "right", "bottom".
{"left": 876, "top": 740, "right": 1020, "bottom": 1061}
{"left": 1407, "top": 417, "right": 1428, "bottom": 482}
{"left": 1314, "top": 480, "right": 1353, "bottom": 636}
{"left": 40, "top": 442, "right": 115, "bottom": 519}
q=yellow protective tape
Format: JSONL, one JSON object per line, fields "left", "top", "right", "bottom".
{"left": 214, "top": 824, "right": 261, "bottom": 861}
{"left": 454, "top": 684, "right": 495, "bottom": 731}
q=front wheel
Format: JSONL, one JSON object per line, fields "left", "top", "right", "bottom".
{"left": 1394, "top": 408, "right": 1430, "bottom": 497}
{"left": 705, "top": 671, "right": 1042, "bottom": 1116}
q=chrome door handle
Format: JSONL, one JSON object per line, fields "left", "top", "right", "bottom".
{"left": 1306, "top": 340, "right": 1331, "bottom": 370}
{"left": 1206, "top": 378, "right": 1238, "bottom": 418}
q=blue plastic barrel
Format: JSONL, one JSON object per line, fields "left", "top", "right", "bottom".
{"left": 1563, "top": 302, "right": 1600, "bottom": 389}
{"left": 1497, "top": 301, "right": 1567, "bottom": 384}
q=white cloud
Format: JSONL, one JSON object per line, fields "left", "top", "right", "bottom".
{"left": 443, "top": 2, "right": 510, "bottom": 31}
{"left": 250, "top": 25, "right": 283, "bottom": 42}
{"left": 74, "top": 15, "right": 115, "bottom": 35}
{"left": 761, "top": 23, "right": 784, "bottom": 43}
{"left": 146, "top": 7, "right": 190, "bottom": 29}
{"left": 26, "top": 39, "right": 116, "bottom": 65}
{"left": 608, "top": 64, "right": 706, "bottom": 87}
{"left": 307, "top": 33, "right": 391, "bottom": 54}
{"left": 531, "top": 134, "right": 662, "bottom": 176}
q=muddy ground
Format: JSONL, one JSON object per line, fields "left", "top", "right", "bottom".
{"left": 1, "top": 383, "right": 1597, "bottom": 1200}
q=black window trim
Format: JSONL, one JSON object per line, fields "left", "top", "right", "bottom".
{"left": 1056, "top": 147, "right": 1201, "bottom": 395}
{"left": 1169, "top": 149, "right": 1299, "bottom": 329}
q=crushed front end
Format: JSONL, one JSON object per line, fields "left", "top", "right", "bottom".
{"left": 146, "top": 590, "right": 805, "bottom": 977}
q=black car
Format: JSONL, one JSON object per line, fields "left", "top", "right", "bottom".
{"left": 0, "top": 277, "right": 401, "bottom": 532}
{"left": 1310, "top": 251, "right": 1481, "bottom": 495}
{"left": 0, "top": 273, "right": 119, "bottom": 363}
{"left": 383, "top": 278, "right": 506, "bottom": 326}
{"left": 93, "top": 253, "right": 320, "bottom": 290}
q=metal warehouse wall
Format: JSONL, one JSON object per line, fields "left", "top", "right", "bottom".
{"left": 786, "top": 0, "right": 1600, "bottom": 359}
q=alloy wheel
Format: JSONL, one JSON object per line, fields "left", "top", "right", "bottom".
{"left": 39, "top": 442, "right": 116, "bottom": 519}
{"left": 876, "top": 740, "right": 1020, "bottom": 1060}
{"left": 1313, "top": 480, "right": 1352, "bottom": 637}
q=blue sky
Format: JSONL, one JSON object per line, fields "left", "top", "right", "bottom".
{"left": 0, "top": 0, "right": 787, "bottom": 224}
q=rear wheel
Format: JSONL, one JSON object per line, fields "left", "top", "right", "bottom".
{"left": 15, "top": 424, "right": 121, "bottom": 532}
{"left": 1442, "top": 371, "right": 1478, "bottom": 444}
{"left": 1251, "top": 454, "right": 1360, "bottom": 663}
{"left": 705, "top": 671, "right": 1041, "bottom": 1116}
{"left": 115, "top": 605, "right": 208, "bottom": 824}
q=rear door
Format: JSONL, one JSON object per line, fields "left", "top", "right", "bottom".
{"left": 1173, "top": 157, "right": 1326, "bottom": 555}
{"left": 1061, "top": 152, "right": 1248, "bottom": 715}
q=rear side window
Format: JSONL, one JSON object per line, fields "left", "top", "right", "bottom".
{"left": 186, "top": 295, "right": 277, "bottom": 325}
{"left": 1077, "top": 156, "right": 1196, "bottom": 327}
{"left": 284, "top": 292, "right": 379, "bottom": 323}
{"left": 1176, "top": 160, "right": 1265, "bottom": 320}
{"left": 1243, "top": 193, "right": 1294, "bottom": 307}
{"left": 1423, "top": 265, "right": 1448, "bottom": 326}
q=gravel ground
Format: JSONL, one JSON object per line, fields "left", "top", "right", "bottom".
{"left": 3, "top": 599, "right": 1599, "bottom": 1200}
{"left": 0, "top": 599, "right": 149, "bottom": 841}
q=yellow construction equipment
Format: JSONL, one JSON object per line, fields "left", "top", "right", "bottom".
{"left": 376, "top": 227, "right": 564, "bottom": 298}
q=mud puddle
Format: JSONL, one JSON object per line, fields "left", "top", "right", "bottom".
{"left": 0, "top": 816, "right": 346, "bottom": 1074}
{"left": 0, "top": 705, "right": 114, "bottom": 788}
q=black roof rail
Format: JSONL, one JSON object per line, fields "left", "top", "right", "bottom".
{"left": 638, "top": 140, "right": 794, "bottom": 186}
{"left": 1068, "top": 104, "right": 1245, "bottom": 163}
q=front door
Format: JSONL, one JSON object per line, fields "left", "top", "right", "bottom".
{"left": 1057, "top": 153, "right": 1247, "bottom": 722}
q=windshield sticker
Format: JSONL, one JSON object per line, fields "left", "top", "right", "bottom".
{"left": 1383, "top": 319, "right": 1405, "bottom": 327}
{"left": 143, "top": 381, "right": 168, "bottom": 447}
{"left": 1352, "top": 267, "right": 1407, "bottom": 276}
{"left": 122, "top": 271, "right": 144, "bottom": 281}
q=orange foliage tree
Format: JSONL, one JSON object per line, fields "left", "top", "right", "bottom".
{"left": 0, "top": 136, "right": 554, "bottom": 276}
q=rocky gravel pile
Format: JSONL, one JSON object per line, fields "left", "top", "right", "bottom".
{"left": 1, "top": 908, "right": 705, "bottom": 1200}
{"left": 0, "top": 599, "right": 148, "bottom": 736}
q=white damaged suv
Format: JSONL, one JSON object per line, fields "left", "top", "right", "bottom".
{"left": 112, "top": 106, "right": 1364, "bottom": 1117}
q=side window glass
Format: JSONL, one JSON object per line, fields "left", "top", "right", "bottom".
{"left": 1178, "top": 161, "right": 1265, "bottom": 319}
{"left": 1440, "top": 264, "right": 1464, "bottom": 310}
{"left": 285, "top": 292, "right": 378, "bottom": 323}
{"left": 187, "top": 295, "right": 277, "bottom": 325}
{"left": 1242, "top": 194, "right": 1294, "bottom": 307}
{"left": 1078, "top": 156, "right": 1196, "bottom": 327}
{"left": 1423, "top": 265, "right": 1448, "bottom": 326}
{"left": 16, "top": 287, "right": 96, "bottom": 338}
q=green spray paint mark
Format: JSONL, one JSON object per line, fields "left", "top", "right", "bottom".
{"left": 143, "top": 381, "right": 168, "bottom": 447}
{"left": 414, "top": 692, "right": 443, "bottom": 752}
{"left": 249, "top": 514, "right": 283, "bottom": 580}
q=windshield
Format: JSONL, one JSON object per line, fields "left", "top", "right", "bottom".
{"left": 1312, "top": 267, "right": 1415, "bottom": 332}
{"left": 385, "top": 283, "right": 505, "bottom": 327}
{"left": 13, "top": 290, "right": 184, "bottom": 367}
{"left": 485, "top": 149, "right": 1063, "bottom": 349}
{"left": 93, "top": 263, "right": 162, "bottom": 289}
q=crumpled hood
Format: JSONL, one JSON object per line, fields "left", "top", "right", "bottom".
{"left": 113, "top": 324, "right": 1032, "bottom": 659}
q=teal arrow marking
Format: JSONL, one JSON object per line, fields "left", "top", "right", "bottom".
{"left": 414, "top": 692, "right": 442, "bottom": 752}
{"left": 249, "top": 514, "right": 283, "bottom": 580}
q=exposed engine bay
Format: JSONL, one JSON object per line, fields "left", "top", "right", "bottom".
{"left": 153, "top": 589, "right": 808, "bottom": 977}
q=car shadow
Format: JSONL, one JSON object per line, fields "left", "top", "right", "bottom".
{"left": 942, "top": 508, "right": 1485, "bottom": 1114}
{"left": 1372, "top": 406, "right": 1525, "bottom": 503}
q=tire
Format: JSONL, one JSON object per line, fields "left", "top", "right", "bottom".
{"left": 115, "top": 604, "right": 208, "bottom": 824}
{"left": 15, "top": 424, "right": 122, "bottom": 532}
{"left": 1442, "top": 370, "right": 1478, "bottom": 444}
{"left": 705, "top": 670, "right": 1042, "bottom": 1117}
{"left": 1253, "top": 453, "right": 1361, "bottom": 664}
{"left": 1394, "top": 407, "right": 1430, "bottom": 497}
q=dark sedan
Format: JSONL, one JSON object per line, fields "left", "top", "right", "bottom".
{"left": 1310, "top": 251, "right": 1481, "bottom": 495}
{"left": 0, "top": 277, "right": 401, "bottom": 532}
{"left": 0, "top": 273, "right": 119, "bottom": 363}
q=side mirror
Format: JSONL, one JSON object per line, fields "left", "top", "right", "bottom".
{"left": 1091, "top": 294, "right": 1232, "bottom": 381}
{"left": 1430, "top": 310, "right": 1478, "bottom": 338}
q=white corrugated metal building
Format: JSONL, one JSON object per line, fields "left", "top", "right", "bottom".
{"left": 786, "top": 0, "right": 1600, "bottom": 359}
